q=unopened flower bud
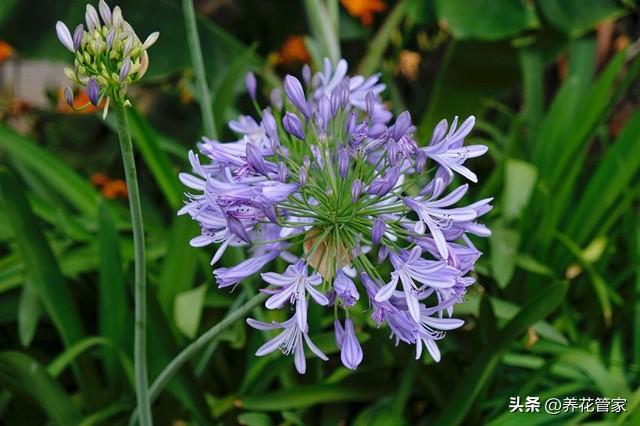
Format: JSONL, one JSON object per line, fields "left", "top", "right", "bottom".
{"left": 372, "top": 218, "right": 385, "bottom": 245}
{"left": 64, "top": 86, "right": 74, "bottom": 107}
{"left": 270, "top": 88, "right": 282, "bottom": 110}
{"left": 302, "top": 64, "right": 311, "bottom": 85}
{"left": 119, "top": 57, "right": 131, "bottom": 81}
{"left": 284, "top": 75, "right": 311, "bottom": 119}
{"left": 85, "top": 4, "right": 100, "bottom": 31}
{"left": 338, "top": 145, "right": 349, "bottom": 178}
{"left": 351, "top": 179, "right": 363, "bottom": 202}
{"left": 226, "top": 215, "right": 251, "bottom": 243}
{"left": 56, "top": 21, "right": 74, "bottom": 52}
{"left": 98, "top": 0, "right": 112, "bottom": 25}
{"left": 142, "top": 31, "right": 159, "bottom": 50}
{"left": 87, "top": 78, "right": 100, "bottom": 105}
{"left": 377, "top": 245, "right": 389, "bottom": 263}
{"left": 245, "top": 71, "right": 257, "bottom": 100}
{"left": 73, "top": 24, "right": 84, "bottom": 51}
{"left": 283, "top": 112, "right": 305, "bottom": 140}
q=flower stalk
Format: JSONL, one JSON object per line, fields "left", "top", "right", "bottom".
{"left": 182, "top": 0, "right": 216, "bottom": 138}
{"left": 55, "top": 2, "right": 159, "bottom": 422}
{"left": 114, "top": 101, "right": 153, "bottom": 426}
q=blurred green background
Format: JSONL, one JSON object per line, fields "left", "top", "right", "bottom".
{"left": 1, "top": 0, "right": 639, "bottom": 424}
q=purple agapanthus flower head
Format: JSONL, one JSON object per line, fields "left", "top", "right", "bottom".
{"left": 179, "top": 58, "right": 491, "bottom": 373}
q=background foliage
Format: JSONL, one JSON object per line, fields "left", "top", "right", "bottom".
{"left": 0, "top": 0, "right": 639, "bottom": 424}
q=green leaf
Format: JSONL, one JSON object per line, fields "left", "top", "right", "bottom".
{"left": 47, "top": 336, "right": 134, "bottom": 387}
{"left": 78, "top": 400, "right": 132, "bottom": 426}
{"left": 127, "top": 108, "right": 184, "bottom": 209}
{"left": 157, "top": 216, "right": 199, "bottom": 317}
{"left": 237, "top": 412, "right": 273, "bottom": 426}
{"left": 0, "top": 124, "right": 100, "bottom": 217}
{"left": 0, "top": 169, "right": 99, "bottom": 397}
{"left": 503, "top": 159, "right": 538, "bottom": 220}
{"left": 353, "top": 401, "right": 408, "bottom": 426}
{"left": 567, "top": 109, "right": 640, "bottom": 245}
{"left": 0, "top": 351, "right": 81, "bottom": 426}
{"left": 434, "top": 281, "right": 569, "bottom": 426}
{"left": 146, "top": 296, "right": 215, "bottom": 425}
{"left": 435, "top": 0, "right": 538, "bottom": 41}
{"left": 455, "top": 292, "right": 568, "bottom": 345}
{"left": 518, "top": 45, "right": 544, "bottom": 136}
{"left": 212, "top": 46, "right": 256, "bottom": 137}
{"left": 554, "top": 232, "right": 612, "bottom": 325}
{"left": 17, "top": 280, "right": 41, "bottom": 347}
{"left": 515, "top": 254, "right": 555, "bottom": 278}
{"left": 175, "top": 285, "right": 207, "bottom": 339}
{"left": 536, "top": 0, "right": 625, "bottom": 37}
{"left": 238, "top": 382, "right": 392, "bottom": 411}
{"left": 303, "top": 0, "right": 340, "bottom": 65}
{"left": 98, "top": 201, "right": 130, "bottom": 386}
{"left": 417, "top": 41, "right": 521, "bottom": 138}
{"left": 490, "top": 223, "right": 521, "bottom": 288}
{"left": 357, "top": 0, "right": 409, "bottom": 76}
{"left": 557, "top": 349, "right": 630, "bottom": 397}
{"left": 532, "top": 37, "right": 599, "bottom": 175}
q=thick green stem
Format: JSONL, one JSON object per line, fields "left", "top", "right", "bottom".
{"left": 129, "top": 292, "right": 266, "bottom": 425}
{"left": 183, "top": 0, "right": 217, "bottom": 138}
{"left": 114, "top": 102, "right": 152, "bottom": 426}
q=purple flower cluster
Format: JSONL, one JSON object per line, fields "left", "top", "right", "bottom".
{"left": 179, "top": 58, "right": 492, "bottom": 373}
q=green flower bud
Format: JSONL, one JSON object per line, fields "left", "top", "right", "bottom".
{"left": 56, "top": 1, "right": 158, "bottom": 113}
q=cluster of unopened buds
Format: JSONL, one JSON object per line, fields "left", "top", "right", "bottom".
{"left": 180, "top": 58, "right": 493, "bottom": 373}
{"left": 55, "top": 0, "right": 159, "bottom": 116}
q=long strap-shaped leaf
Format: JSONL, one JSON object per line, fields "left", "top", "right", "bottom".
{"left": 434, "top": 281, "right": 569, "bottom": 426}
{"left": 0, "top": 124, "right": 100, "bottom": 217}
{"left": 0, "top": 169, "right": 101, "bottom": 403}
{"left": 0, "top": 351, "right": 81, "bottom": 425}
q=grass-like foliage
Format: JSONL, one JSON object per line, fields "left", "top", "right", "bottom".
{"left": 0, "top": 0, "right": 639, "bottom": 424}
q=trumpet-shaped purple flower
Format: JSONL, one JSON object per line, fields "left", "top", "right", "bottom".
{"left": 375, "top": 247, "right": 459, "bottom": 322}
{"left": 180, "top": 57, "right": 491, "bottom": 373}
{"left": 422, "top": 116, "right": 488, "bottom": 183}
{"left": 404, "top": 184, "right": 479, "bottom": 258}
{"left": 248, "top": 316, "right": 328, "bottom": 374}
{"left": 262, "top": 260, "right": 328, "bottom": 331}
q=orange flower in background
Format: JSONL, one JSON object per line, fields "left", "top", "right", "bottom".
{"left": 275, "top": 35, "right": 310, "bottom": 66}
{"left": 90, "top": 173, "right": 109, "bottom": 187}
{"left": 56, "top": 87, "right": 102, "bottom": 114}
{"left": 102, "top": 180, "right": 128, "bottom": 199}
{"left": 0, "top": 41, "right": 14, "bottom": 63}
{"left": 90, "top": 173, "right": 128, "bottom": 199}
{"left": 341, "top": 0, "right": 386, "bottom": 26}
